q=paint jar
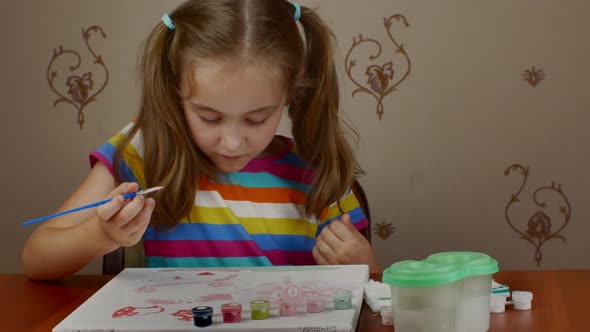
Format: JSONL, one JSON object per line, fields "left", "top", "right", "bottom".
{"left": 249, "top": 299, "right": 270, "bottom": 320}
{"left": 424, "top": 252, "right": 498, "bottom": 332}
{"left": 221, "top": 303, "right": 242, "bottom": 323}
{"left": 380, "top": 305, "right": 393, "bottom": 326}
{"left": 512, "top": 291, "right": 533, "bottom": 310}
{"left": 383, "top": 261, "right": 463, "bottom": 332}
{"left": 333, "top": 290, "right": 353, "bottom": 310}
{"left": 305, "top": 293, "right": 324, "bottom": 313}
{"left": 490, "top": 293, "right": 508, "bottom": 313}
{"left": 279, "top": 283, "right": 300, "bottom": 316}
{"left": 191, "top": 306, "right": 213, "bottom": 328}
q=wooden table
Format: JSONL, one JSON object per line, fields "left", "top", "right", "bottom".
{"left": 1, "top": 270, "right": 589, "bottom": 331}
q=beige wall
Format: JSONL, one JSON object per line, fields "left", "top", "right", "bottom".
{"left": 2, "top": 0, "right": 589, "bottom": 274}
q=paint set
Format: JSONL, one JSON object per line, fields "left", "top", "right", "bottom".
{"left": 190, "top": 283, "right": 353, "bottom": 328}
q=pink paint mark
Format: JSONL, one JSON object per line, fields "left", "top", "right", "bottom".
{"left": 146, "top": 298, "right": 183, "bottom": 305}
{"left": 213, "top": 273, "right": 239, "bottom": 282}
{"left": 208, "top": 282, "right": 232, "bottom": 288}
{"left": 133, "top": 286, "right": 157, "bottom": 293}
{"left": 198, "top": 293, "right": 233, "bottom": 302}
{"left": 112, "top": 305, "right": 165, "bottom": 318}
{"left": 171, "top": 309, "right": 193, "bottom": 322}
{"left": 197, "top": 272, "right": 214, "bottom": 276}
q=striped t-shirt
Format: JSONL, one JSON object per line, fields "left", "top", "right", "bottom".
{"left": 90, "top": 123, "right": 368, "bottom": 268}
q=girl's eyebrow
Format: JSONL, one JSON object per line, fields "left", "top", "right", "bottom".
{"left": 189, "top": 101, "right": 280, "bottom": 114}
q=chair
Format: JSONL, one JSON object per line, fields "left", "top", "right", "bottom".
{"left": 103, "top": 179, "right": 372, "bottom": 274}
{"left": 102, "top": 247, "right": 124, "bottom": 275}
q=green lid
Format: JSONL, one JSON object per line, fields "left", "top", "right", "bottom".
{"left": 383, "top": 260, "right": 464, "bottom": 288}
{"left": 423, "top": 251, "right": 498, "bottom": 277}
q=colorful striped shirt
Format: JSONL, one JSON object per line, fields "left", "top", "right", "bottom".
{"left": 90, "top": 123, "right": 368, "bottom": 268}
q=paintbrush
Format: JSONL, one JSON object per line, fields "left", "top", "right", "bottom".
{"left": 21, "top": 186, "right": 164, "bottom": 226}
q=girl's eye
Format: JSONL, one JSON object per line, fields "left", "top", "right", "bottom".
{"left": 247, "top": 118, "right": 267, "bottom": 125}
{"left": 200, "top": 116, "right": 221, "bottom": 123}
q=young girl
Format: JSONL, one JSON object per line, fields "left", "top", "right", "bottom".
{"left": 22, "top": 0, "right": 379, "bottom": 280}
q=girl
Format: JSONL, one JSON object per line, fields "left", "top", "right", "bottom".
{"left": 22, "top": 0, "right": 379, "bottom": 280}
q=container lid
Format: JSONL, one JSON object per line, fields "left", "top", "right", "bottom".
{"left": 332, "top": 290, "right": 353, "bottom": 300}
{"left": 249, "top": 299, "right": 270, "bottom": 310}
{"left": 221, "top": 303, "right": 242, "bottom": 313}
{"left": 192, "top": 306, "right": 213, "bottom": 317}
{"left": 383, "top": 260, "right": 464, "bottom": 288}
{"left": 423, "top": 251, "right": 498, "bottom": 277}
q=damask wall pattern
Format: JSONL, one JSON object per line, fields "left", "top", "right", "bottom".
{"left": 504, "top": 164, "right": 571, "bottom": 267}
{"left": 345, "top": 14, "right": 411, "bottom": 120}
{"left": 47, "top": 26, "right": 109, "bottom": 129}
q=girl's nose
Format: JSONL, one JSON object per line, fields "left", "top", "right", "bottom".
{"left": 220, "top": 127, "right": 244, "bottom": 152}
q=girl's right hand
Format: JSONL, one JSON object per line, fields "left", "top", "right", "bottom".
{"left": 95, "top": 182, "right": 155, "bottom": 248}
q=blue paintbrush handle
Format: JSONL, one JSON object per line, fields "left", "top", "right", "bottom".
{"left": 21, "top": 192, "right": 139, "bottom": 226}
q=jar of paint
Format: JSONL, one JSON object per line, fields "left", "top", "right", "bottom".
{"left": 279, "top": 283, "right": 300, "bottom": 316}
{"left": 249, "top": 299, "right": 270, "bottom": 320}
{"left": 423, "top": 251, "right": 498, "bottom": 332}
{"left": 305, "top": 293, "right": 324, "bottom": 313}
{"left": 220, "top": 303, "right": 242, "bottom": 323}
{"left": 191, "top": 306, "right": 213, "bottom": 328}
{"left": 332, "top": 290, "right": 353, "bottom": 310}
{"left": 383, "top": 261, "right": 463, "bottom": 332}
{"left": 380, "top": 305, "right": 393, "bottom": 326}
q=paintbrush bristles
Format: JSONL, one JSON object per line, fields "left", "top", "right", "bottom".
{"left": 138, "top": 186, "right": 164, "bottom": 195}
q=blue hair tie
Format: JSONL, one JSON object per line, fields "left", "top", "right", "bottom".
{"left": 291, "top": 2, "right": 301, "bottom": 21}
{"left": 162, "top": 13, "right": 176, "bottom": 30}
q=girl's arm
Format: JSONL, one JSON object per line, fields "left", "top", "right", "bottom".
{"left": 21, "top": 162, "right": 154, "bottom": 280}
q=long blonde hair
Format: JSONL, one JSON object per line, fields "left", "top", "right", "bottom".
{"left": 114, "top": 0, "right": 361, "bottom": 227}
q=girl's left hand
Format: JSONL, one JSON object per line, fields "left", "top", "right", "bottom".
{"left": 312, "top": 214, "right": 381, "bottom": 273}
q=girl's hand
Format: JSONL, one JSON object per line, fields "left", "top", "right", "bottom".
{"left": 313, "top": 214, "right": 381, "bottom": 272}
{"left": 95, "top": 182, "right": 155, "bottom": 248}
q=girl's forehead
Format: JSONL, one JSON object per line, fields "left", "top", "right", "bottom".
{"left": 181, "top": 59, "right": 287, "bottom": 111}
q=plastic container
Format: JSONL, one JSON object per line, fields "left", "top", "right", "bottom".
{"left": 511, "top": 291, "right": 533, "bottom": 310}
{"left": 249, "top": 300, "right": 270, "bottom": 320}
{"left": 279, "top": 283, "right": 299, "bottom": 316}
{"left": 380, "top": 305, "right": 394, "bottom": 326}
{"left": 306, "top": 293, "right": 325, "bottom": 313}
{"left": 424, "top": 252, "right": 498, "bottom": 332}
{"left": 221, "top": 303, "right": 242, "bottom": 323}
{"left": 191, "top": 306, "right": 213, "bottom": 328}
{"left": 333, "top": 290, "right": 353, "bottom": 310}
{"left": 383, "top": 260, "right": 464, "bottom": 332}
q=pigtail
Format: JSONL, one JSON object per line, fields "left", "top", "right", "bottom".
{"left": 114, "top": 16, "right": 210, "bottom": 228}
{"left": 291, "top": 7, "right": 361, "bottom": 218}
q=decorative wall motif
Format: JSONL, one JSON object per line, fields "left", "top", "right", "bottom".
{"left": 373, "top": 220, "right": 396, "bottom": 240}
{"left": 522, "top": 66, "right": 545, "bottom": 87}
{"left": 504, "top": 164, "right": 571, "bottom": 267}
{"left": 345, "top": 14, "right": 411, "bottom": 120}
{"left": 47, "top": 26, "right": 109, "bottom": 129}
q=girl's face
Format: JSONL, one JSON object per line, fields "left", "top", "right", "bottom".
{"left": 181, "top": 59, "right": 287, "bottom": 173}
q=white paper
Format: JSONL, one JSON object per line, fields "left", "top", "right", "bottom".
{"left": 53, "top": 265, "right": 369, "bottom": 332}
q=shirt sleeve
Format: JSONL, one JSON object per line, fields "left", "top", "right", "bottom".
{"left": 88, "top": 123, "right": 146, "bottom": 188}
{"left": 315, "top": 189, "right": 369, "bottom": 236}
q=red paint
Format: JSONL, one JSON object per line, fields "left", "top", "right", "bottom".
{"left": 112, "top": 305, "right": 164, "bottom": 318}
{"left": 221, "top": 303, "right": 242, "bottom": 323}
{"left": 171, "top": 309, "right": 193, "bottom": 322}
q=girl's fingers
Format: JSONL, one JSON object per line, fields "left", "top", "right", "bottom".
{"left": 328, "top": 219, "right": 355, "bottom": 242}
{"left": 319, "top": 225, "right": 342, "bottom": 250}
{"left": 96, "top": 182, "right": 138, "bottom": 221}
{"left": 122, "top": 198, "right": 155, "bottom": 234}
{"left": 312, "top": 245, "right": 329, "bottom": 265}
{"left": 108, "top": 195, "right": 146, "bottom": 227}
{"left": 314, "top": 236, "right": 338, "bottom": 263}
